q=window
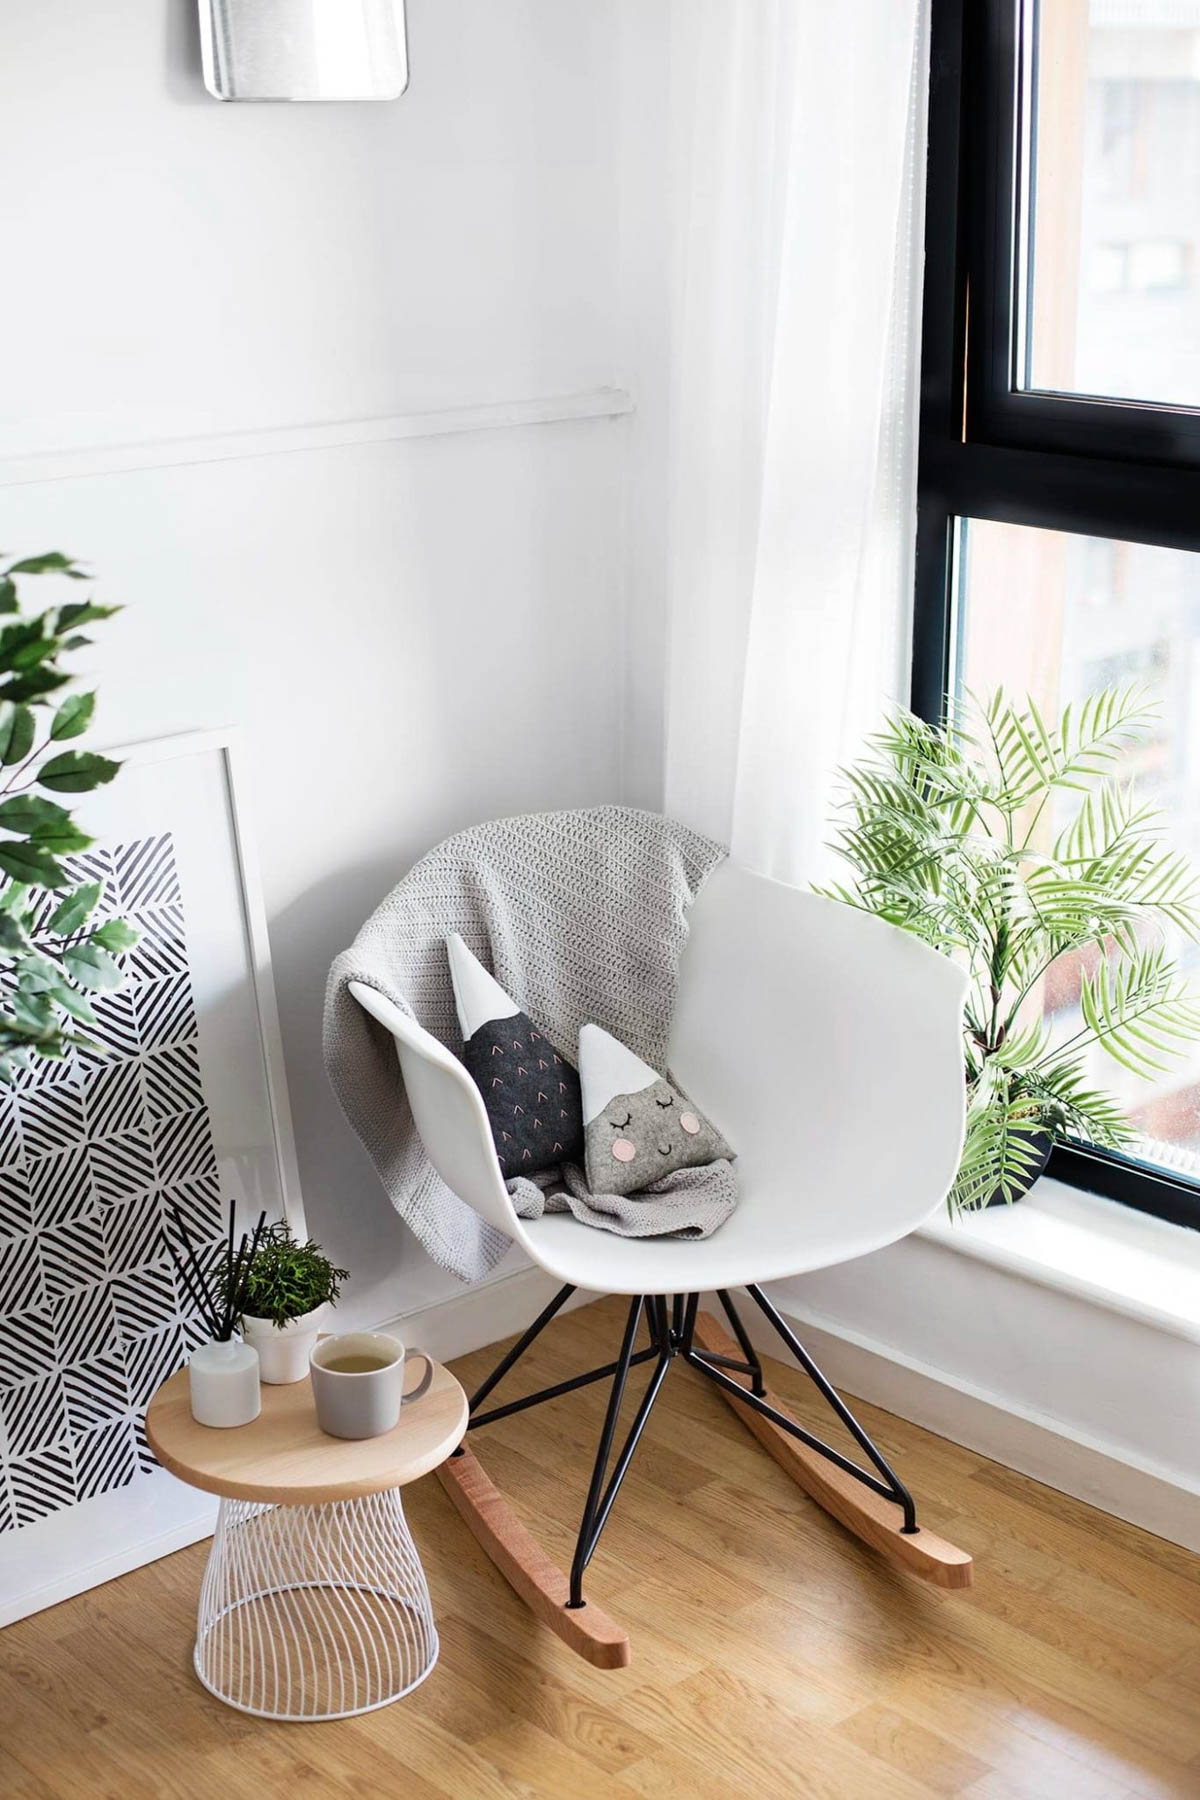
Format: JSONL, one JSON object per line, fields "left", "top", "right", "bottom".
{"left": 916, "top": 0, "right": 1200, "bottom": 1230}
{"left": 1023, "top": 8, "right": 1200, "bottom": 405}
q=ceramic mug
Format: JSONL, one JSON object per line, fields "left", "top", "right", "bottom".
{"left": 310, "top": 1331, "right": 433, "bottom": 1440}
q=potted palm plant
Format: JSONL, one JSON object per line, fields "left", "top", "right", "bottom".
{"left": 235, "top": 1223, "right": 349, "bottom": 1383}
{"left": 822, "top": 686, "right": 1200, "bottom": 1211}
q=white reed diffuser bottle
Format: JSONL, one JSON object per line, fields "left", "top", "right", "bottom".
{"left": 164, "top": 1201, "right": 270, "bottom": 1429}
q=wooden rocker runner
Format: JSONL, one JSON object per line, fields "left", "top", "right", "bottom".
{"left": 352, "top": 856, "right": 975, "bottom": 1666}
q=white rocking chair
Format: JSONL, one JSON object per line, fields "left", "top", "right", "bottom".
{"left": 351, "top": 857, "right": 972, "bottom": 1667}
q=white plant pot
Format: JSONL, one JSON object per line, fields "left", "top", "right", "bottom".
{"left": 188, "top": 1338, "right": 261, "bottom": 1428}
{"left": 241, "top": 1304, "right": 329, "bottom": 1384}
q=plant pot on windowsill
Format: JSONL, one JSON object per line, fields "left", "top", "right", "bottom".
{"left": 241, "top": 1304, "right": 329, "bottom": 1384}
{"left": 982, "top": 1128, "right": 1054, "bottom": 1208}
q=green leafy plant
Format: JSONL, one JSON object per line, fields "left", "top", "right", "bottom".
{"left": 0, "top": 552, "right": 133, "bottom": 1081}
{"left": 235, "top": 1222, "right": 349, "bottom": 1328}
{"left": 821, "top": 685, "right": 1200, "bottom": 1211}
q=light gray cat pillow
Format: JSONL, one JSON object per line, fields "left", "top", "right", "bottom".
{"left": 578, "top": 1023, "right": 733, "bottom": 1197}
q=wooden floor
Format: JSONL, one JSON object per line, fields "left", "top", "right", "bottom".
{"left": 3, "top": 1297, "right": 1200, "bottom": 1799}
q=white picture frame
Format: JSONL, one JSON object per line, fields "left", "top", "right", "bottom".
{"left": 0, "top": 728, "right": 303, "bottom": 1624}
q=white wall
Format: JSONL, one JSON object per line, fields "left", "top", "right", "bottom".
{"left": 762, "top": 1185, "right": 1200, "bottom": 1550}
{"left": 0, "top": 0, "right": 635, "bottom": 1324}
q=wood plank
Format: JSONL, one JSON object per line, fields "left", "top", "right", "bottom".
{"left": 837, "top": 1702, "right": 991, "bottom": 1795}
{"left": 435, "top": 1444, "right": 631, "bottom": 1669}
{"left": 691, "top": 1310, "right": 974, "bottom": 1590}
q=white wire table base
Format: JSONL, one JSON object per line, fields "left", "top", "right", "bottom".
{"left": 194, "top": 1489, "right": 438, "bottom": 1721}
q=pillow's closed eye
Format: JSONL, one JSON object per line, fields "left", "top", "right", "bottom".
{"left": 609, "top": 1112, "right": 631, "bottom": 1130}
{"left": 655, "top": 1095, "right": 674, "bottom": 1109}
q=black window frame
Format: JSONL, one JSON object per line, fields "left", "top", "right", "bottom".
{"left": 915, "top": 0, "right": 1200, "bottom": 1233}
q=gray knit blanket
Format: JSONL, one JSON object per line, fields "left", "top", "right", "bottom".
{"left": 323, "top": 807, "right": 736, "bottom": 1283}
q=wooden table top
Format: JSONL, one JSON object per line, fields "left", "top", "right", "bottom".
{"left": 145, "top": 1359, "right": 468, "bottom": 1505}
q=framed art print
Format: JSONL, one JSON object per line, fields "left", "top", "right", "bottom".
{"left": 0, "top": 729, "right": 303, "bottom": 1623}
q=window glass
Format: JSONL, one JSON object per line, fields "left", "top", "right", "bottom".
{"left": 955, "top": 518, "right": 1200, "bottom": 1177}
{"left": 1023, "top": 0, "right": 1200, "bottom": 407}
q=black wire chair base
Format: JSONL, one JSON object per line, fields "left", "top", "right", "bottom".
{"left": 463, "top": 1283, "right": 920, "bottom": 1608}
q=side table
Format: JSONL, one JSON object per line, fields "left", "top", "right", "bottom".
{"left": 145, "top": 1358, "right": 468, "bottom": 1721}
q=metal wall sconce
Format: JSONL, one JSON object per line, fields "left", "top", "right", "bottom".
{"left": 198, "top": 0, "right": 408, "bottom": 102}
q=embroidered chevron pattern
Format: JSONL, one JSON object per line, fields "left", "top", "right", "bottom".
{"left": 10, "top": 1443, "right": 74, "bottom": 1526}
{"left": 62, "top": 1352, "right": 128, "bottom": 1434}
{"left": 0, "top": 1169, "right": 33, "bottom": 1241}
{"left": 16, "top": 1049, "right": 85, "bottom": 1097}
{"left": 134, "top": 974, "right": 195, "bottom": 1052}
{"left": 81, "top": 989, "right": 139, "bottom": 1062}
{"left": 84, "top": 1060, "right": 146, "bottom": 1143}
{"left": 115, "top": 836, "right": 180, "bottom": 911}
{"left": 123, "top": 1323, "right": 184, "bottom": 1412}
{"left": 58, "top": 846, "right": 113, "bottom": 891}
{"left": 103, "top": 1189, "right": 164, "bottom": 1276}
{"left": 0, "top": 831, "right": 227, "bottom": 1531}
{"left": 89, "top": 1130, "right": 156, "bottom": 1206}
{"left": 20, "top": 1079, "right": 85, "bottom": 1161}
{"left": 75, "top": 1417, "right": 137, "bottom": 1502}
{"left": 111, "top": 1260, "right": 180, "bottom": 1342}
{"left": 124, "top": 904, "right": 186, "bottom": 987}
{"left": 0, "top": 1232, "right": 43, "bottom": 1314}
{"left": 181, "top": 1312, "right": 212, "bottom": 1358}
{"left": 141, "top": 1043, "right": 203, "bottom": 1121}
{"left": 0, "top": 1310, "right": 54, "bottom": 1392}
{"left": 133, "top": 1414, "right": 157, "bottom": 1476}
{"left": 27, "top": 1145, "right": 93, "bottom": 1232}
{"left": 51, "top": 1281, "right": 117, "bottom": 1366}
{"left": 0, "top": 1102, "right": 22, "bottom": 1171}
{"left": 40, "top": 1214, "right": 105, "bottom": 1301}
{"left": 153, "top": 1108, "right": 216, "bottom": 1187}
{"left": 167, "top": 1172, "right": 224, "bottom": 1241}
{"left": 0, "top": 1373, "right": 68, "bottom": 1460}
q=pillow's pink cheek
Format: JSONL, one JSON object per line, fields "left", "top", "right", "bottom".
{"left": 612, "top": 1138, "right": 637, "bottom": 1163}
{"left": 679, "top": 1113, "right": 701, "bottom": 1136}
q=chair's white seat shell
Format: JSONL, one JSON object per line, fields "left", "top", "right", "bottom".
{"left": 350, "top": 859, "right": 967, "bottom": 1296}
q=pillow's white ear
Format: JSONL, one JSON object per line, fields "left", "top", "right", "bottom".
{"left": 578, "top": 1022, "right": 660, "bottom": 1126}
{"left": 446, "top": 933, "right": 521, "bottom": 1042}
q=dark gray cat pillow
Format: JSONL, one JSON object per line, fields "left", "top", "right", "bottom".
{"left": 447, "top": 934, "right": 585, "bottom": 1179}
{"left": 578, "top": 1022, "right": 733, "bottom": 1197}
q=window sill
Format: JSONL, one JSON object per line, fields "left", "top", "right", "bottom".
{"left": 918, "top": 1177, "right": 1200, "bottom": 1346}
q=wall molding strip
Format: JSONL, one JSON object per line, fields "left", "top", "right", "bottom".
{"left": 0, "top": 387, "right": 636, "bottom": 489}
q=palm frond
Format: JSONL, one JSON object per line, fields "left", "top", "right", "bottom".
{"left": 1025, "top": 1057, "right": 1137, "bottom": 1149}
{"left": 951, "top": 1087, "right": 1048, "bottom": 1212}
{"left": 1076, "top": 947, "right": 1200, "bottom": 1076}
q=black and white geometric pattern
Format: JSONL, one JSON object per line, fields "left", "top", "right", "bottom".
{"left": 0, "top": 834, "right": 223, "bottom": 1530}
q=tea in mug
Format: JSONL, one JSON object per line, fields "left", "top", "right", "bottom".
{"left": 323, "top": 1353, "right": 394, "bottom": 1374}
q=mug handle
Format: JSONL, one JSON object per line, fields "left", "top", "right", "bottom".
{"left": 401, "top": 1348, "right": 434, "bottom": 1406}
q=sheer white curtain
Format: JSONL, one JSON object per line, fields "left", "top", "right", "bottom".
{"left": 662, "top": 0, "right": 930, "bottom": 884}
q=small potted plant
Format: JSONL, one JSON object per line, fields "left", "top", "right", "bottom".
{"left": 236, "top": 1223, "right": 349, "bottom": 1384}
{"left": 822, "top": 685, "right": 1200, "bottom": 1211}
{"left": 163, "top": 1202, "right": 268, "bottom": 1427}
